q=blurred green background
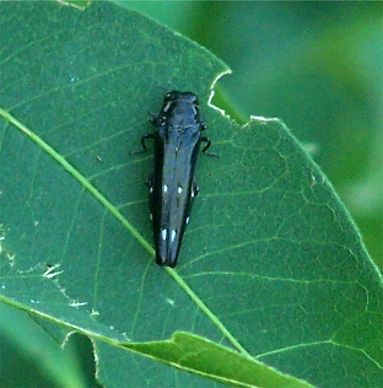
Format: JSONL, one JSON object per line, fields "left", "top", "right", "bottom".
{"left": 1, "top": 2, "right": 382, "bottom": 386}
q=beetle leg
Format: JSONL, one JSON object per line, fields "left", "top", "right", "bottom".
{"left": 149, "top": 111, "right": 159, "bottom": 126}
{"left": 192, "top": 183, "right": 200, "bottom": 198}
{"left": 201, "top": 137, "right": 219, "bottom": 158}
{"left": 130, "top": 133, "right": 155, "bottom": 156}
{"left": 201, "top": 136, "right": 211, "bottom": 152}
{"left": 141, "top": 133, "right": 155, "bottom": 151}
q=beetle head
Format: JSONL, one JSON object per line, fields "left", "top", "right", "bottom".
{"left": 163, "top": 91, "right": 198, "bottom": 105}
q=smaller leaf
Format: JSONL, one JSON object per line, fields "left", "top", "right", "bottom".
{"left": 125, "top": 331, "right": 312, "bottom": 388}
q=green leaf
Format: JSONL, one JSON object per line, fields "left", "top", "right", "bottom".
{"left": 120, "top": 332, "right": 310, "bottom": 387}
{"left": 96, "top": 334, "right": 311, "bottom": 388}
{"left": 0, "top": 2, "right": 381, "bottom": 387}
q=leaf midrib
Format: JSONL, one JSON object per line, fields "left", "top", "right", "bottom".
{"left": 0, "top": 106, "right": 251, "bottom": 358}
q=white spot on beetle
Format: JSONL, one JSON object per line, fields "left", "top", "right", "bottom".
{"left": 161, "top": 229, "right": 167, "bottom": 241}
{"left": 163, "top": 102, "right": 171, "bottom": 112}
{"left": 186, "top": 217, "right": 190, "bottom": 224}
{"left": 149, "top": 213, "right": 153, "bottom": 221}
{"left": 171, "top": 230, "right": 176, "bottom": 242}
{"left": 177, "top": 186, "right": 182, "bottom": 194}
{"left": 150, "top": 186, "right": 153, "bottom": 194}
{"left": 163, "top": 184, "right": 168, "bottom": 193}
{"left": 191, "top": 191, "right": 195, "bottom": 198}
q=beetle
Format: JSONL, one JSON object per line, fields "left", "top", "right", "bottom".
{"left": 141, "top": 91, "right": 212, "bottom": 267}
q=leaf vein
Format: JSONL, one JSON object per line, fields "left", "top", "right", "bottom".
{"left": 183, "top": 271, "right": 358, "bottom": 285}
